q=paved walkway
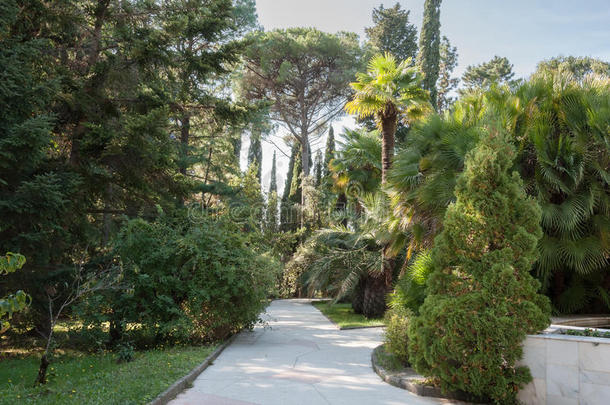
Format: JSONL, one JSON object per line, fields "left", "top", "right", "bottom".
{"left": 169, "top": 299, "right": 453, "bottom": 405}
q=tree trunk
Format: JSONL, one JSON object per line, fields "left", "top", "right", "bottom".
{"left": 301, "top": 135, "right": 310, "bottom": 176}
{"left": 179, "top": 114, "right": 190, "bottom": 176}
{"left": 380, "top": 103, "right": 398, "bottom": 184}
{"left": 35, "top": 354, "right": 50, "bottom": 385}
{"left": 351, "top": 277, "right": 365, "bottom": 314}
{"left": 335, "top": 192, "right": 348, "bottom": 227}
{"left": 300, "top": 132, "right": 310, "bottom": 231}
{"left": 109, "top": 318, "right": 122, "bottom": 346}
{"left": 378, "top": 103, "right": 399, "bottom": 295}
{"left": 362, "top": 274, "right": 387, "bottom": 319}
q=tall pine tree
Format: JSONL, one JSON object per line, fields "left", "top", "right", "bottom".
{"left": 417, "top": 0, "right": 442, "bottom": 109}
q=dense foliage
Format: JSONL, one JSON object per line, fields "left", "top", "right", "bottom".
{"left": 87, "top": 214, "right": 279, "bottom": 346}
{"left": 1, "top": 0, "right": 609, "bottom": 400}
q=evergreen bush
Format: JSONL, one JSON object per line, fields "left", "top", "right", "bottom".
{"left": 383, "top": 306, "right": 412, "bottom": 365}
{"left": 407, "top": 132, "right": 550, "bottom": 403}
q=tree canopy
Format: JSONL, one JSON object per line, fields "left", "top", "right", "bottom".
{"left": 365, "top": 3, "right": 418, "bottom": 62}
{"left": 462, "top": 55, "right": 515, "bottom": 90}
{"left": 239, "top": 28, "right": 363, "bottom": 176}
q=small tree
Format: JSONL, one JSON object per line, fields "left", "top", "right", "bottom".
{"left": 35, "top": 262, "right": 121, "bottom": 385}
{"left": 408, "top": 132, "right": 550, "bottom": 403}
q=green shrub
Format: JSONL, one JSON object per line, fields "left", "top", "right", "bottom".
{"left": 84, "top": 213, "right": 279, "bottom": 346}
{"left": 408, "top": 133, "right": 550, "bottom": 404}
{"left": 0, "top": 252, "right": 29, "bottom": 334}
{"left": 383, "top": 306, "right": 412, "bottom": 365}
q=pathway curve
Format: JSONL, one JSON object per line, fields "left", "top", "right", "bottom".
{"left": 169, "top": 299, "right": 453, "bottom": 405}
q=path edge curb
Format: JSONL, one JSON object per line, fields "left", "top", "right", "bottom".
{"left": 148, "top": 334, "right": 237, "bottom": 405}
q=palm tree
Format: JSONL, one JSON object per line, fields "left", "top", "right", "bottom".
{"left": 344, "top": 54, "right": 429, "bottom": 317}
{"left": 388, "top": 71, "right": 610, "bottom": 314}
{"left": 387, "top": 114, "right": 481, "bottom": 257}
{"left": 345, "top": 53, "right": 429, "bottom": 184}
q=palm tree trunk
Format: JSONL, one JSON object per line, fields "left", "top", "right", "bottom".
{"left": 351, "top": 277, "right": 365, "bottom": 314}
{"left": 380, "top": 103, "right": 398, "bottom": 184}
{"left": 359, "top": 103, "right": 400, "bottom": 319}
{"left": 362, "top": 274, "right": 387, "bottom": 318}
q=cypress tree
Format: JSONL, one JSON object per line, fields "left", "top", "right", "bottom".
{"left": 265, "top": 191, "right": 279, "bottom": 234}
{"left": 313, "top": 151, "right": 323, "bottom": 186}
{"left": 280, "top": 144, "right": 298, "bottom": 231}
{"left": 408, "top": 132, "right": 550, "bottom": 403}
{"left": 269, "top": 151, "right": 277, "bottom": 194}
{"left": 248, "top": 127, "right": 263, "bottom": 183}
{"left": 436, "top": 36, "right": 459, "bottom": 112}
{"left": 289, "top": 148, "right": 303, "bottom": 205}
{"left": 323, "top": 126, "right": 336, "bottom": 178}
{"left": 417, "top": 0, "right": 442, "bottom": 108}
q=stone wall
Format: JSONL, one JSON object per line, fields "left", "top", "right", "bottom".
{"left": 518, "top": 332, "right": 610, "bottom": 405}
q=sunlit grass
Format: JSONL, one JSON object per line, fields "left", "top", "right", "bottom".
{"left": 0, "top": 345, "right": 215, "bottom": 405}
{"left": 312, "top": 301, "right": 385, "bottom": 329}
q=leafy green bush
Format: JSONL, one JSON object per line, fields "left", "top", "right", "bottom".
{"left": 84, "top": 213, "right": 279, "bottom": 347}
{"left": 0, "top": 252, "right": 29, "bottom": 333}
{"left": 383, "top": 305, "right": 412, "bottom": 365}
{"left": 408, "top": 133, "right": 550, "bottom": 404}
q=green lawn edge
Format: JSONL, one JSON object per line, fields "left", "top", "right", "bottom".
{"left": 311, "top": 301, "right": 385, "bottom": 329}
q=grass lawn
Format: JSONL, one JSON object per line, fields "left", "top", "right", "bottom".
{"left": 0, "top": 345, "right": 215, "bottom": 405}
{"left": 312, "top": 301, "right": 385, "bottom": 329}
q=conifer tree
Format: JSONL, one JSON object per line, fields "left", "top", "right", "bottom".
{"left": 313, "top": 151, "right": 323, "bottom": 187}
{"left": 289, "top": 148, "right": 303, "bottom": 206}
{"left": 248, "top": 127, "right": 263, "bottom": 183}
{"left": 436, "top": 36, "right": 459, "bottom": 112}
{"left": 269, "top": 151, "right": 277, "bottom": 194}
{"left": 461, "top": 56, "right": 515, "bottom": 91}
{"left": 417, "top": 0, "right": 442, "bottom": 108}
{"left": 365, "top": 3, "right": 418, "bottom": 62}
{"left": 408, "top": 132, "right": 550, "bottom": 403}
{"left": 265, "top": 191, "right": 279, "bottom": 234}
{"left": 323, "top": 126, "right": 336, "bottom": 178}
{"left": 280, "top": 144, "right": 298, "bottom": 231}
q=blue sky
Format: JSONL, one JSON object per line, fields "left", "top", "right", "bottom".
{"left": 248, "top": 0, "right": 610, "bottom": 193}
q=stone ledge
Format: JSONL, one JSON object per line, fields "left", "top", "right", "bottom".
{"left": 148, "top": 335, "right": 237, "bottom": 405}
{"left": 371, "top": 345, "right": 485, "bottom": 403}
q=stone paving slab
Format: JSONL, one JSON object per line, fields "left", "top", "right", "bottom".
{"left": 169, "top": 299, "right": 458, "bottom": 405}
